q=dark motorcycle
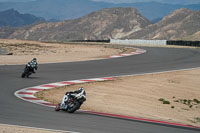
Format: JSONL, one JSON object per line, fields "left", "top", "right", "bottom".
{"left": 21, "top": 64, "right": 34, "bottom": 78}
{"left": 55, "top": 89, "right": 86, "bottom": 113}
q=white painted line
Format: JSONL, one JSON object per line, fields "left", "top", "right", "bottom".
{"left": 109, "top": 55, "right": 122, "bottom": 58}
{"left": 66, "top": 80, "right": 87, "bottom": 84}
{"left": 0, "top": 123, "right": 81, "bottom": 133}
{"left": 30, "top": 100, "right": 49, "bottom": 103}
{"left": 85, "top": 78, "right": 107, "bottom": 81}
{"left": 48, "top": 83, "right": 66, "bottom": 86}
{"left": 23, "top": 90, "right": 40, "bottom": 93}
{"left": 120, "top": 54, "right": 133, "bottom": 56}
{"left": 17, "top": 94, "right": 36, "bottom": 98}
{"left": 131, "top": 52, "right": 140, "bottom": 55}
{"left": 33, "top": 86, "right": 52, "bottom": 89}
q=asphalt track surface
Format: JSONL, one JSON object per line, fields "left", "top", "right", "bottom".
{"left": 0, "top": 46, "right": 200, "bottom": 133}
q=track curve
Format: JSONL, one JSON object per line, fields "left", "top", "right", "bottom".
{"left": 0, "top": 46, "right": 200, "bottom": 133}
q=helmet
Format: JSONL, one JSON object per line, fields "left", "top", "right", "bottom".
{"left": 78, "top": 87, "right": 84, "bottom": 91}
{"left": 33, "top": 58, "right": 37, "bottom": 61}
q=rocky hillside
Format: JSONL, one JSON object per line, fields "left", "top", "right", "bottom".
{"left": 126, "top": 9, "right": 200, "bottom": 40}
{"left": 1, "top": 8, "right": 199, "bottom": 41}
{"left": 0, "top": 9, "right": 45, "bottom": 27}
{"left": 179, "top": 31, "right": 200, "bottom": 41}
{"left": 5, "top": 7, "right": 151, "bottom": 41}
{"left": 0, "top": 27, "right": 17, "bottom": 38}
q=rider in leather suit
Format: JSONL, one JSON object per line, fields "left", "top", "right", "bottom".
{"left": 61, "top": 87, "right": 84, "bottom": 110}
{"left": 28, "top": 58, "right": 38, "bottom": 73}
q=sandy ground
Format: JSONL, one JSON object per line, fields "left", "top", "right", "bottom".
{"left": 36, "top": 68, "right": 200, "bottom": 127}
{"left": 0, "top": 124, "right": 68, "bottom": 133}
{"left": 0, "top": 39, "right": 132, "bottom": 65}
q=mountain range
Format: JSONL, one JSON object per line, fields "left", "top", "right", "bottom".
{"left": 1, "top": 7, "right": 199, "bottom": 41}
{"left": 125, "top": 8, "right": 200, "bottom": 40}
{"left": 0, "top": 0, "right": 200, "bottom": 21}
{"left": 3, "top": 8, "right": 151, "bottom": 41}
{"left": 0, "top": 9, "right": 45, "bottom": 27}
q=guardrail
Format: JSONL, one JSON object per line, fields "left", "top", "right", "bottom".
{"left": 110, "top": 39, "right": 167, "bottom": 45}
{"left": 110, "top": 39, "right": 200, "bottom": 47}
{"left": 69, "top": 40, "right": 110, "bottom": 43}
{"left": 67, "top": 39, "right": 200, "bottom": 47}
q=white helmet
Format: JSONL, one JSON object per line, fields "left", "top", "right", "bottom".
{"left": 79, "top": 87, "right": 84, "bottom": 91}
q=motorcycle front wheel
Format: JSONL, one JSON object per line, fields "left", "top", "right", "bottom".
{"left": 21, "top": 72, "right": 26, "bottom": 78}
{"left": 67, "top": 102, "right": 80, "bottom": 113}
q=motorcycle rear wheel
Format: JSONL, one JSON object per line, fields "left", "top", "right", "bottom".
{"left": 55, "top": 104, "right": 60, "bottom": 111}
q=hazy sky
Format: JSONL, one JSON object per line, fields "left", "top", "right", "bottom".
{"left": 0, "top": 0, "right": 34, "bottom": 2}
{"left": 92, "top": 0, "right": 200, "bottom": 4}
{"left": 0, "top": 0, "right": 199, "bottom": 4}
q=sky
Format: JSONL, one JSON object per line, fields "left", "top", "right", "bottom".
{"left": 0, "top": 0, "right": 199, "bottom": 5}
{"left": 92, "top": 0, "right": 200, "bottom": 4}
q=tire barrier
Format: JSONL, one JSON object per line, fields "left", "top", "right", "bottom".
{"left": 69, "top": 40, "right": 110, "bottom": 43}
{"left": 167, "top": 40, "right": 200, "bottom": 47}
{"left": 0, "top": 48, "right": 8, "bottom": 55}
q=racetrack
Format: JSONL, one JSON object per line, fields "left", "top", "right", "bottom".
{"left": 0, "top": 46, "right": 200, "bottom": 133}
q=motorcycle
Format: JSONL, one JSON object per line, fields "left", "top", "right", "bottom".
{"left": 21, "top": 64, "right": 34, "bottom": 78}
{"left": 55, "top": 89, "right": 86, "bottom": 113}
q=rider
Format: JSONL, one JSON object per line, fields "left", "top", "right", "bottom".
{"left": 28, "top": 58, "right": 38, "bottom": 73}
{"left": 61, "top": 87, "right": 84, "bottom": 110}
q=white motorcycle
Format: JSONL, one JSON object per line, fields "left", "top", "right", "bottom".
{"left": 55, "top": 88, "right": 86, "bottom": 113}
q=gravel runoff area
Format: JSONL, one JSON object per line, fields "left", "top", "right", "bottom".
{"left": 36, "top": 68, "right": 200, "bottom": 127}
{"left": 0, "top": 39, "right": 134, "bottom": 65}
{"left": 0, "top": 124, "right": 71, "bottom": 133}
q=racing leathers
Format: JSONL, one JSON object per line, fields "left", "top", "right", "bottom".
{"left": 60, "top": 88, "right": 83, "bottom": 110}
{"left": 28, "top": 58, "right": 38, "bottom": 73}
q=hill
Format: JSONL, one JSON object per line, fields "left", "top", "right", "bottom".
{"left": 1, "top": 8, "right": 199, "bottom": 41}
{"left": 179, "top": 31, "right": 200, "bottom": 41}
{"left": 5, "top": 7, "right": 151, "bottom": 41}
{"left": 125, "top": 9, "right": 200, "bottom": 40}
{"left": 0, "top": 9, "right": 45, "bottom": 27}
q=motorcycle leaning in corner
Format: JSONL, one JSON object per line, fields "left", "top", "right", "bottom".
{"left": 21, "top": 58, "right": 38, "bottom": 78}
{"left": 55, "top": 87, "right": 86, "bottom": 113}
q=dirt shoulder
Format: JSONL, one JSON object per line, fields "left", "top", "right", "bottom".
{"left": 0, "top": 39, "right": 133, "bottom": 65}
{"left": 0, "top": 124, "right": 67, "bottom": 133}
{"left": 36, "top": 68, "right": 200, "bottom": 127}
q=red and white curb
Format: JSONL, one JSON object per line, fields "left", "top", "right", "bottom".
{"left": 108, "top": 48, "right": 146, "bottom": 58}
{"left": 15, "top": 76, "right": 200, "bottom": 129}
{"left": 15, "top": 77, "right": 114, "bottom": 107}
